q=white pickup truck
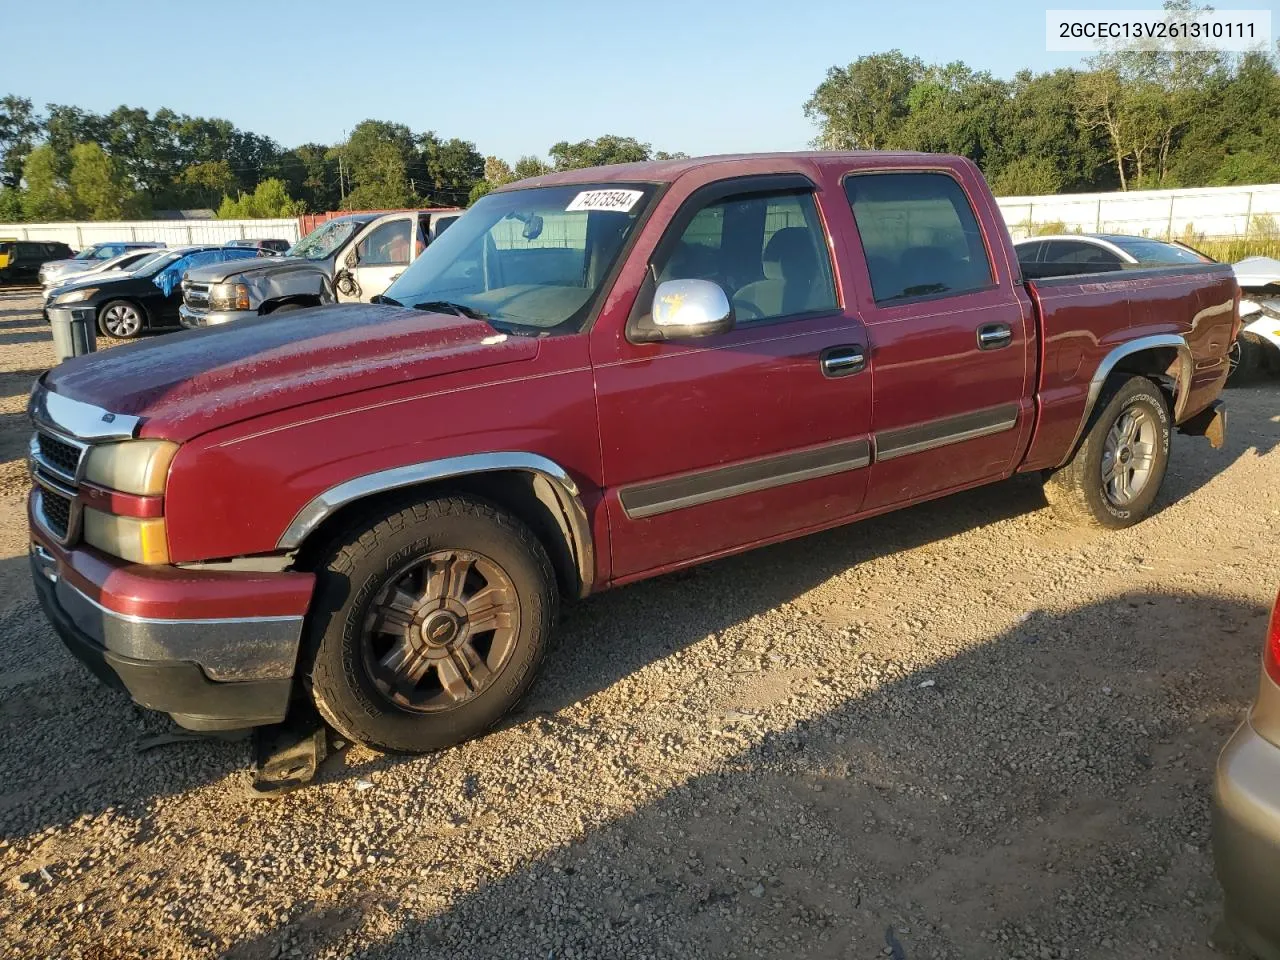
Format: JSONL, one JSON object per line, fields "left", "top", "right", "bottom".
{"left": 179, "top": 209, "right": 462, "bottom": 327}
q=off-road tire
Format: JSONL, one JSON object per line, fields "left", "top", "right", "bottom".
{"left": 302, "top": 496, "right": 557, "bottom": 754}
{"left": 1044, "top": 375, "right": 1171, "bottom": 529}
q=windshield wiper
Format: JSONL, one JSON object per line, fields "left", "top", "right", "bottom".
{"left": 413, "top": 300, "right": 492, "bottom": 321}
{"left": 371, "top": 294, "right": 402, "bottom": 306}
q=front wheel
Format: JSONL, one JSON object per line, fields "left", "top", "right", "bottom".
{"left": 303, "top": 495, "right": 557, "bottom": 754}
{"left": 1044, "top": 375, "right": 1171, "bottom": 529}
{"left": 97, "top": 299, "right": 144, "bottom": 338}
{"left": 1227, "top": 332, "right": 1266, "bottom": 384}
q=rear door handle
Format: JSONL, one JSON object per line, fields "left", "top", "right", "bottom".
{"left": 977, "top": 324, "right": 1013, "bottom": 350}
{"left": 820, "top": 345, "right": 866, "bottom": 377}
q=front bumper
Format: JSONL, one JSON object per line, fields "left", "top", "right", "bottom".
{"left": 1213, "top": 716, "right": 1280, "bottom": 960}
{"left": 30, "top": 518, "right": 314, "bottom": 731}
{"left": 179, "top": 304, "right": 254, "bottom": 328}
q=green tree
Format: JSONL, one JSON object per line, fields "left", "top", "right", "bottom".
{"left": 0, "top": 186, "right": 22, "bottom": 221}
{"left": 0, "top": 95, "right": 41, "bottom": 188}
{"left": 217, "top": 178, "right": 305, "bottom": 218}
{"left": 68, "top": 142, "right": 139, "bottom": 219}
{"left": 174, "top": 159, "right": 236, "bottom": 209}
{"left": 548, "top": 135, "right": 650, "bottom": 170}
{"left": 20, "top": 144, "right": 73, "bottom": 220}
{"left": 803, "top": 51, "right": 924, "bottom": 149}
{"left": 512, "top": 155, "right": 551, "bottom": 179}
{"left": 990, "top": 157, "right": 1064, "bottom": 196}
{"left": 420, "top": 133, "right": 483, "bottom": 206}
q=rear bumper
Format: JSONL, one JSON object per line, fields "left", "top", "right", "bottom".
{"left": 179, "top": 304, "right": 253, "bottom": 328}
{"left": 29, "top": 517, "right": 314, "bottom": 731}
{"left": 1213, "top": 717, "right": 1280, "bottom": 960}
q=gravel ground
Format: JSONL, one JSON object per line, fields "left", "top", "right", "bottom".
{"left": 0, "top": 286, "right": 1278, "bottom": 960}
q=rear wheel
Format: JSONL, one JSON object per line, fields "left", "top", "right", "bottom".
{"left": 98, "top": 299, "right": 144, "bottom": 338}
{"left": 303, "top": 495, "right": 557, "bottom": 754}
{"left": 1227, "top": 332, "right": 1266, "bottom": 384}
{"left": 1044, "top": 375, "right": 1171, "bottom": 529}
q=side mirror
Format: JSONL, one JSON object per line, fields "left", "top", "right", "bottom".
{"left": 344, "top": 249, "right": 357, "bottom": 269}
{"left": 645, "top": 278, "right": 734, "bottom": 341}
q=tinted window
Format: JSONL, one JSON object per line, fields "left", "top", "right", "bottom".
{"left": 844, "top": 173, "right": 992, "bottom": 303}
{"left": 434, "top": 216, "right": 459, "bottom": 237}
{"left": 1042, "top": 241, "right": 1122, "bottom": 266}
{"left": 656, "top": 190, "right": 837, "bottom": 323}
{"left": 357, "top": 220, "right": 412, "bottom": 266}
{"left": 1015, "top": 241, "right": 1044, "bottom": 263}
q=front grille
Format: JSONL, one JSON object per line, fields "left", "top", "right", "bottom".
{"left": 184, "top": 282, "right": 210, "bottom": 310}
{"left": 40, "top": 489, "right": 71, "bottom": 539}
{"left": 37, "top": 432, "right": 82, "bottom": 479}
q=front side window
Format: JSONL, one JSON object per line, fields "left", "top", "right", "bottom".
{"left": 357, "top": 220, "right": 412, "bottom": 267}
{"left": 655, "top": 190, "right": 837, "bottom": 323}
{"left": 382, "top": 183, "right": 655, "bottom": 335}
{"left": 845, "top": 173, "right": 992, "bottom": 304}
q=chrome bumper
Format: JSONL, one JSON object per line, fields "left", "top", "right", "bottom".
{"left": 179, "top": 304, "right": 253, "bottom": 328}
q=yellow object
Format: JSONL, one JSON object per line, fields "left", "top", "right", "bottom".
{"left": 82, "top": 510, "right": 170, "bottom": 564}
{"left": 83, "top": 440, "right": 178, "bottom": 496}
{"left": 0, "top": 239, "right": 16, "bottom": 271}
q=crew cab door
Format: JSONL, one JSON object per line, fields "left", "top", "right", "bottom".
{"left": 840, "top": 170, "right": 1034, "bottom": 511}
{"left": 339, "top": 216, "right": 415, "bottom": 302}
{"left": 592, "top": 175, "right": 873, "bottom": 582}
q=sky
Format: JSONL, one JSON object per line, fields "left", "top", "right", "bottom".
{"left": 2, "top": 0, "right": 1277, "bottom": 161}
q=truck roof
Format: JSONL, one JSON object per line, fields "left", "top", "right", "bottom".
{"left": 498, "top": 151, "right": 952, "bottom": 190}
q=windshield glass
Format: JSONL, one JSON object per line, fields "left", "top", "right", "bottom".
{"left": 72, "top": 246, "right": 104, "bottom": 261}
{"left": 1109, "top": 237, "right": 1208, "bottom": 264}
{"left": 288, "top": 220, "right": 362, "bottom": 260}
{"left": 382, "top": 184, "right": 654, "bottom": 334}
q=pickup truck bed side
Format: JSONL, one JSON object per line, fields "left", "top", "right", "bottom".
{"left": 1020, "top": 264, "right": 1236, "bottom": 472}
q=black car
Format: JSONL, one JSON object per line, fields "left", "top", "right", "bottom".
{"left": 0, "top": 240, "right": 76, "bottom": 284}
{"left": 225, "top": 238, "right": 292, "bottom": 255}
{"left": 44, "top": 245, "right": 262, "bottom": 338}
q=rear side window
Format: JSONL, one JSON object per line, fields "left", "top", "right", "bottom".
{"left": 1042, "top": 241, "right": 1122, "bottom": 266}
{"left": 844, "top": 173, "right": 992, "bottom": 304}
{"left": 656, "top": 190, "right": 837, "bottom": 323}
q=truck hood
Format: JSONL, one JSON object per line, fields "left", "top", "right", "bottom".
{"left": 184, "top": 255, "right": 321, "bottom": 284}
{"left": 41, "top": 303, "right": 538, "bottom": 440}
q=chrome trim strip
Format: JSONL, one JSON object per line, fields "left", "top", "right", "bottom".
{"left": 619, "top": 439, "right": 871, "bottom": 520}
{"left": 276, "top": 452, "right": 596, "bottom": 598}
{"left": 28, "top": 385, "right": 141, "bottom": 442}
{"left": 874, "top": 403, "right": 1021, "bottom": 462}
{"left": 1057, "top": 334, "right": 1191, "bottom": 468}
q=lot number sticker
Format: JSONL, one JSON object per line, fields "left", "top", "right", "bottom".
{"left": 566, "top": 189, "right": 644, "bottom": 213}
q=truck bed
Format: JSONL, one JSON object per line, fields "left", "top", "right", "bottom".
{"left": 1018, "top": 262, "right": 1238, "bottom": 471}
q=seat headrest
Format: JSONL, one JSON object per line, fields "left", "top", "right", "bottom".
{"left": 762, "top": 227, "right": 816, "bottom": 281}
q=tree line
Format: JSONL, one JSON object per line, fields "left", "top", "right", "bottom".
{"left": 0, "top": 22, "right": 1276, "bottom": 222}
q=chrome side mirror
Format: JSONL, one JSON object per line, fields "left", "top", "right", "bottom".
{"left": 648, "top": 279, "right": 734, "bottom": 340}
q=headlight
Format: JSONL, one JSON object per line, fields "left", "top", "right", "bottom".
{"left": 208, "top": 282, "right": 252, "bottom": 311}
{"left": 54, "top": 287, "right": 96, "bottom": 304}
{"left": 82, "top": 510, "right": 169, "bottom": 564}
{"left": 82, "top": 439, "right": 178, "bottom": 495}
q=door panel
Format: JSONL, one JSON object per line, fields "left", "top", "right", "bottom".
{"left": 841, "top": 171, "right": 1034, "bottom": 511}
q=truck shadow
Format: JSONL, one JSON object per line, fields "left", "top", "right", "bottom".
{"left": 216, "top": 589, "right": 1266, "bottom": 960}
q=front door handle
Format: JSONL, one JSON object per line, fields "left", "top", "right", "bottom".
{"left": 820, "top": 345, "right": 866, "bottom": 377}
{"left": 977, "top": 324, "right": 1013, "bottom": 350}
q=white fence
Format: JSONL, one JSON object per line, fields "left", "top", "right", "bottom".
{"left": 0, "top": 218, "right": 302, "bottom": 249}
{"left": 995, "top": 183, "right": 1280, "bottom": 240}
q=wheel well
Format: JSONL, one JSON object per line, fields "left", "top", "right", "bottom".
{"left": 1111, "top": 346, "right": 1179, "bottom": 407}
{"left": 291, "top": 470, "right": 581, "bottom": 599}
{"left": 261, "top": 295, "right": 322, "bottom": 314}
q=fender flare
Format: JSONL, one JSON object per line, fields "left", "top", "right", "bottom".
{"left": 276, "top": 452, "right": 595, "bottom": 597}
{"left": 1058, "top": 334, "right": 1193, "bottom": 468}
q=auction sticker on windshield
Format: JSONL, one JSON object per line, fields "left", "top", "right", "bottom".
{"left": 566, "top": 189, "right": 644, "bottom": 213}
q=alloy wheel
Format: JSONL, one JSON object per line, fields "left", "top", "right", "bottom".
{"left": 103, "top": 303, "right": 141, "bottom": 337}
{"left": 1101, "top": 407, "right": 1156, "bottom": 506}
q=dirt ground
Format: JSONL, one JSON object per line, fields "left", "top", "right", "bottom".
{"left": 0, "top": 285, "right": 1278, "bottom": 960}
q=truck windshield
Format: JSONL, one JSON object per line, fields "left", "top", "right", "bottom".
{"left": 381, "top": 183, "right": 655, "bottom": 334}
{"left": 288, "top": 220, "right": 362, "bottom": 260}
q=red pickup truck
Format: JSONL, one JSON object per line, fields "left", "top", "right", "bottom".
{"left": 28, "top": 152, "right": 1235, "bottom": 753}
